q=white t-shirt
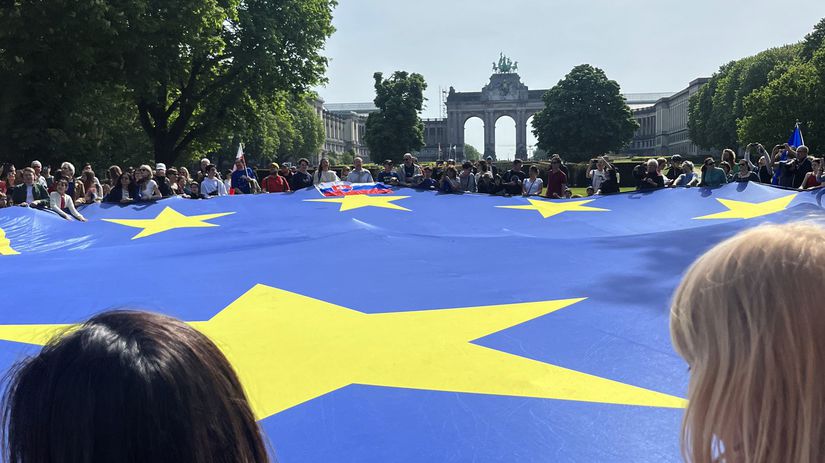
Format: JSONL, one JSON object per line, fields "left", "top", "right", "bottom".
{"left": 140, "top": 180, "right": 158, "bottom": 200}
{"left": 25, "top": 185, "right": 34, "bottom": 203}
{"left": 522, "top": 177, "right": 543, "bottom": 195}
{"left": 590, "top": 169, "right": 606, "bottom": 191}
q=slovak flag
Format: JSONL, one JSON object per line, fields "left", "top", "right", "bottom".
{"left": 317, "top": 181, "right": 394, "bottom": 197}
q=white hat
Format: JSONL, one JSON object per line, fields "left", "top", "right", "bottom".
{"left": 155, "top": 163, "right": 166, "bottom": 171}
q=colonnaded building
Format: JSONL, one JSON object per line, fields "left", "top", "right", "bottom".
{"left": 317, "top": 58, "right": 714, "bottom": 162}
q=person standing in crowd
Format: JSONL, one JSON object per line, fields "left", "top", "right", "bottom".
{"left": 200, "top": 165, "right": 228, "bottom": 198}
{"left": 278, "top": 163, "right": 293, "bottom": 185}
{"left": 261, "top": 163, "right": 291, "bottom": 193}
{"left": 230, "top": 158, "right": 257, "bottom": 194}
{"left": 549, "top": 154, "right": 569, "bottom": 177}
{"left": 799, "top": 157, "right": 822, "bottom": 190}
{"left": 485, "top": 156, "right": 499, "bottom": 177}
{"left": 396, "top": 153, "right": 422, "bottom": 186}
{"left": 459, "top": 161, "right": 477, "bottom": 193}
{"left": 0, "top": 164, "right": 17, "bottom": 206}
{"left": 638, "top": 159, "right": 665, "bottom": 191}
{"left": 721, "top": 149, "right": 739, "bottom": 175}
{"left": 150, "top": 163, "right": 173, "bottom": 197}
{"left": 416, "top": 166, "right": 438, "bottom": 190}
{"left": 596, "top": 156, "right": 620, "bottom": 195}
{"left": 501, "top": 159, "right": 525, "bottom": 196}
{"left": 522, "top": 165, "right": 543, "bottom": 197}
{"left": 671, "top": 161, "right": 699, "bottom": 187}
{"left": 78, "top": 170, "right": 102, "bottom": 203}
{"left": 104, "top": 173, "right": 139, "bottom": 203}
{"left": 135, "top": 164, "right": 162, "bottom": 201}
{"left": 733, "top": 160, "right": 760, "bottom": 183}
{"left": 744, "top": 143, "right": 771, "bottom": 183}
{"left": 789, "top": 145, "right": 813, "bottom": 188}
{"left": 105, "top": 165, "right": 123, "bottom": 196}
{"left": 545, "top": 158, "right": 568, "bottom": 198}
{"left": 1, "top": 311, "right": 270, "bottom": 463}
{"left": 289, "top": 158, "right": 313, "bottom": 190}
{"left": 476, "top": 161, "right": 500, "bottom": 194}
{"left": 671, "top": 223, "right": 825, "bottom": 463}
{"left": 376, "top": 160, "right": 400, "bottom": 185}
{"left": 57, "top": 162, "right": 79, "bottom": 202}
{"left": 346, "top": 157, "right": 374, "bottom": 183}
{"left": 586, "top": 158, "right": 607, "bottom": 192}
{"left": 49, "top": 178, "right": 87, "bottom": 221}
{"left": 11, "top": 168, "right": 50, "bottom": 208}
{"left": 30, "top": 161, "right": 48, "bottom": 188}
{"left": 196, "top": 158, "right": 211, "bottom": 182}
{"left": 656, "top": 158, "right": 669, "bottom": 185}
{"left": 439, "top": 166, "right": 462, "bottom": 193}
{"left": 699, "top": 157, "right": 727, "bottom": 188}
{"left": 339, "top": 166, "right": 351, "bottom": 180}
{"left": 719, "top": 162, "right": 733, "bottom": 183}
{"left": 166, "top": 168, "right": 181, "bottom": 195}
{"left": 178, "top": 166, "right": 192, "bottom": 186}
{"left": 313, "top": 158, "right": 339, "bottom": 185}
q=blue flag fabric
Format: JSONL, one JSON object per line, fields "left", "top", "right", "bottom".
{"left": 1, "top": 183, "right": 825, "bottom": 462}
{"left": 789, "top": 123, "right": 805, "bottom": 148}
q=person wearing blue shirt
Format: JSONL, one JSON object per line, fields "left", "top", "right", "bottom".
{"left": 230, "top": 159, "right": 257, "bottom": 194}
{"left": 375, "top": 160, "right": 400, "bottom": 185}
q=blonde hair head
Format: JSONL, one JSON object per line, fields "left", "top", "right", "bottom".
{"left": 671, "top": 223, "right": 825, "bottom": 463}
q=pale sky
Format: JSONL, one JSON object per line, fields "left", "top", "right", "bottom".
{"left": 316, "top": 0, "right": 825, "bottom": 159}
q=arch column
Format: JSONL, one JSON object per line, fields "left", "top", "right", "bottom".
{"left": 484, "top": 111, "right": 496, "bottom": 158}
{"left": 515, "top": 110, "right": 528, "bottom": 158}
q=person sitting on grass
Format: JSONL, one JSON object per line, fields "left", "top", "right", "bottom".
{"left": 375, "top": 160, "right": 400, "bottom": 185}
{"left": 459, "top": 161, "right": 477, "bottom": 193}
{"left": 416, "top": 166, "right": 438, "bottom": 190}
{"left": 49, "top": 178, "right": 87, "bottom": 221}
{"left": 104, "top": 173, "right": 140, "bottom": 203}
{"left": 699, "top": 157, "right": 728, "bottom": 188}
{"left": 522, "top": 165, "right": 543, "bottom": 197}
{"left": 439, "top": 166, "right": 462, "bottom": 193}
{"left": 671, "top": 161, "right": 699, "bottom": 187}
{"left": 638, "top": 159, "right": 665, "bottom": 191}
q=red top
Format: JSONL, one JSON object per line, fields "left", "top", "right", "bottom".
{"left": 262, "top": 175, "right": 291, "bottom": 193}
{"left": 546, "top": 170, "right": 567, "bottom": 198}
{"left": 804, "top": 173, "right": 822, "bottom": 189}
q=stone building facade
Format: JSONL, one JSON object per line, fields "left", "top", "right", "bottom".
{"left": 626, "top": 78, "right": 714, "bottom": 157}
{"left": 313, "top": 100, "right": 370, "bottom": 162}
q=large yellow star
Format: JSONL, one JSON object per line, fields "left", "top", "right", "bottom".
{"left": 694, "top": 194, "right": 797, "bottom": 220}
{"left": 305, "top": 195, "right": 411, "bottom": 212}
{"left": 0, "top": 227, "right": 19, "bottom": 255}
{"left": 497, "top": 198, "right": 610, "bottom": 219}
{"left": 102, "top": 206, "right": 235, "bottom": 239}
{"left": 0, "top": 285, "right": 684, "bottom": 420}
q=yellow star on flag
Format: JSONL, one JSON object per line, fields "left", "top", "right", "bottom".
{"left": 102, "top": 206, "right": 235, "bottom": 239}
{"left": 498, "top": 198, "right": 610, "bottom": 219}
{"left": 305, "top": 195, "right": 411, "bottom": 212}
{"left": 0, "top": 285, "right": 685, "bottom": 420}
{"left": 0, "top": 227, "right": 19, "bottom": 256}
{"left": 694, "top": 193, "right": 797, "bottom": 220}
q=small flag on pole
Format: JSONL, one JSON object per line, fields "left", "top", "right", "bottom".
{"left": 789, "top": 122, "right": 804, "bottom": 149}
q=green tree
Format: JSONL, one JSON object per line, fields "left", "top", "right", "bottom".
{"left": 364, "top": 71, "right": 427, "bottom": 164}
{"left": 687, "top": 45, "right": 799, "bottom": 150}
{"left": 531, "top": 64, "right": 638, "bottom": 162}
{"left": 737, "top": 50, "right": 825, "bottom": 152}
{"left": 0, "top": 0, "right": 336, "bottom": 166}
{"left": 464, "top": 144, "right": 481, "bottom": 160}
{"left": 801, "top": 17, "right": 825, "bottom": 61}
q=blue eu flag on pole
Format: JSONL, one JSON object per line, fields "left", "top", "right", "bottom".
{"left": 789, "top": 122, "right": 805, "bottom": 149}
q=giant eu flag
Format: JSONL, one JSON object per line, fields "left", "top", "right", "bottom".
{"left": 1, "top": 182, "right": 824, "bottom": 462}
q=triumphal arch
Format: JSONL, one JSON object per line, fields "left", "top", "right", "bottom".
{"left": 445, "top": 54, "right": 546, "bottom": 159}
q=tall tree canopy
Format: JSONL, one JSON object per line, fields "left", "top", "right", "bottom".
{"left": 364, "top": 71, "right": 427, "bottom": 164}
{"left": 531, "top": 64, "right": 637, "bottom": 162}
{"left": 0, "top": 0, "right": 335, "bottom": 167}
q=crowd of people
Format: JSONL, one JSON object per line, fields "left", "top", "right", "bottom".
{"left": 1, "top": 141, "right": 822, "bottom": 221}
